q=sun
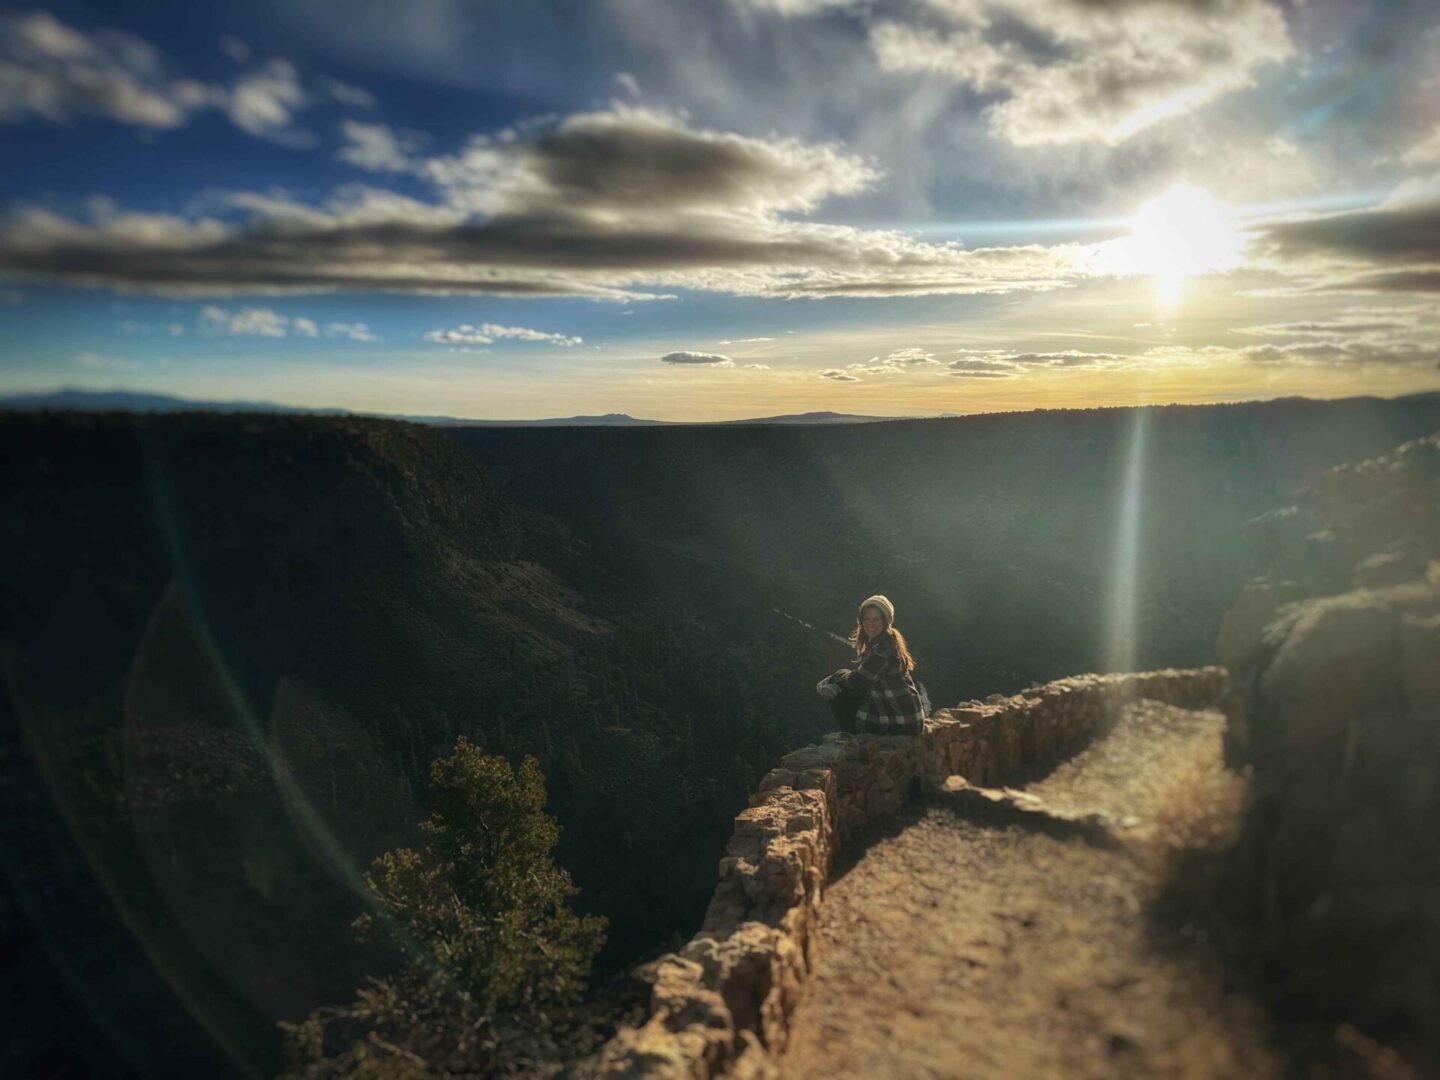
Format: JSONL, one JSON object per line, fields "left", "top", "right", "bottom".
{"left": 1119, "top": 183, "right": 1245, "bottom": 308}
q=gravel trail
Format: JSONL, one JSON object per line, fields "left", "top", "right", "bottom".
{"left": 779, "top": 699, "right": 1282, "bottom": 1080}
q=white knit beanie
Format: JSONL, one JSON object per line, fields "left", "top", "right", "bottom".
{"left": 859, "top": 594, "right": 895, "bottom": 625}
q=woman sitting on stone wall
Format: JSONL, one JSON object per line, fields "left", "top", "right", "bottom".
{"left": 816, "top": 594, "right": 928, "bottom": 735}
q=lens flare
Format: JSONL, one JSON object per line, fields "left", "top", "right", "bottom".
{"left": 1104, "top": 407, "right": 1149, "bottom": 677}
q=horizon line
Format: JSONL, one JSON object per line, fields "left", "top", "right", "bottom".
{"left": 2, "top": 383, "right": 1435, "bottom": 428}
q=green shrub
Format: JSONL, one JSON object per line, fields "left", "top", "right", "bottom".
{"left": 279, "top": 737, "right": 606, "bottom": 1075}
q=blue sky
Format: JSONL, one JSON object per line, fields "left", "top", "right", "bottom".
{"left": 1, "top": 0, "right": 1438, "bottom": 420}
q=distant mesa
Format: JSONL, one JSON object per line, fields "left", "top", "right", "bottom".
{"left": 0, "top": 388, "right": 917, "bottom": 427}
{"left": 0, "top": 387, "right": 352, "bottom": 417}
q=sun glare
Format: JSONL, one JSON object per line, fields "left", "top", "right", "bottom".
{"left": 1119, "top": 183, "right": 1245, "bottom": 309}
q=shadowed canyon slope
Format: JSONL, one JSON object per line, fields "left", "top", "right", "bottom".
{"left": 3, "top": 392, "right": 1439, "bottom": 1077}
{"left": 581, "top": 419, "right": 1440, "bottom": 1080}
{"left": 451, "top": 391, "right": 1440, "bottom": 704}
{"left": 0, "top": 411, "right": 834, "bottom": 1077}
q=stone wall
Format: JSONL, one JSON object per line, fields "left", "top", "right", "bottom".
{"left": 580, "top": 665, "right": 1227, "bottom": 1079}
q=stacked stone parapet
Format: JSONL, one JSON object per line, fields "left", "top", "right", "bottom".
{"left": 581, "top": 665, "right": 1227, "bottom": 1079}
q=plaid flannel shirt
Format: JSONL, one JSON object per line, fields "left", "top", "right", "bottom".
{"left": 843, "top": 632, "right": 926, "bottom": 735}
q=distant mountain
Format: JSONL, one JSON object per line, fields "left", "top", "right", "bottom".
{"left": 414, "top": 410, "right": 665, "bottom": 426}
{"left": 429, "top": 409, "right": 917, "bottom": 426}
{"left": 0, "top": 387, "right": 917, "bottom": 426}
{"left": 709, "top": 410, "right": 913, "bottom": 425}
{"left": 0, "top": 386, "right": 353, "bottom": 416}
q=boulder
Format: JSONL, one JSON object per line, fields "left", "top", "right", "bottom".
{"left": 1256, "top": 587, "right": 1415, "bottom": 753}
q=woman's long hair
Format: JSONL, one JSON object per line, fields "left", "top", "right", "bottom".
{"left": 847, "top": 616, "right": 917, "bottom": 674}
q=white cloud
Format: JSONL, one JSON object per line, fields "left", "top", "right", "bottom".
{"left": 227, "top": 59, "right": 312, "bottom": 145}
{"left": 0, "top": 10, "right": 198, "bottom": 127}
{"left": 199, "top": 305, "right": 346, "bottom": 338}
{"left": 1266, "top": 135, "right": 1298, "bottom": 158}
{"left": 867, "top": 0, "right": 1294, "bottom": 146}
{"left": 733, "top": 0, "right": 854, "bottom": 14}
{"left": 612, "top": 71, "right": 640, "bottom": 98}
{"left": 481, "top": 323, "right": 582, "bottom": 346}
{"left": 326, "top": 321, "right": 378, "bottom": 341}
{"left": 845, "top": 356, "right": 905, "bottom": 375}
{"left": 1401, "top": 123, "right": 1440, "bottom": 165}
{"left": 805, "top": 347, "right": 941, "bottom": 378}
{"left": 0, "top": 12, "right": 358, "bottom": 146}
{"left": 718, "top": 336, "right": 775, "bottom": 344}
{"left": 424, "top": 325, "right": 491, "bottom": 345}
{"left": 424, "top": 322, "right": 580, "bottom": 346}
{"left": 227, "top": 307, "right": 289, "bottom": 336}
{"left": 324, "top": 78, "right": 376, "bottom": 108}
{"left": 819, "top": 368, "right": 859, "bottom": 380}
{"left": 338, "top": 119, "right": 423, "bottom": 172}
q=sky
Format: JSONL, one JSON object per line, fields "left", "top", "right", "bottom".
{"left": 0, "top": 0, "right": 1437, "bottom": 421}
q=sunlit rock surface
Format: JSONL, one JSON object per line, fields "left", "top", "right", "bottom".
{"left": 1218, "top": 430, "right": 1440, "bottom": 1057}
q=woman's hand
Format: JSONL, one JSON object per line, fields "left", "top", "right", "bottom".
{"left": 817, "top": 668, "right": 850, "bottom": 698}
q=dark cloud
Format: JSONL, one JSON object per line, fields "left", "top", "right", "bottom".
{"left": 0, "top": 213, "right": 965, "bottom": 297}
{"left": 1259, "top": 197, "right": 1440, "bottom": 263}
{"left": 508, "top": 107, "right": 875, "bottom": 214}
{"left": 1236, "top": 338, "right": 1440, "bottom": 366}
{"left": 1005, "top": 349, "right": 1124, "bottom": 367}
{"left": 662, "top": 351, "right": 734, "bottom": 364}
{"left": 947, "top": 355, "right": 1019, "bottom": 372}
{"left": 425, "top": 105, "right": 878, "bottom": 219}
{"left": 0, "top": 106, "right": 1099, "bottom": 299}
{"left": 1322, "top": 270, "right": 1440, "bottom": 294}
{"left": 1238, "top": 320, "right": 1412, "bottom": 335}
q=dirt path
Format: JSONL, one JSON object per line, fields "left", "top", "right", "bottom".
{"left": 779, "top": 699, "right": 1284, "bottom": 1080}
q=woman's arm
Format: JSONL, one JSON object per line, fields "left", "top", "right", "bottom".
{"left": 842, "top": 636, "right": 895, "bottom": 693}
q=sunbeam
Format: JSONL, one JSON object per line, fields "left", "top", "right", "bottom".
{"left": 1104, "top": 406, "right": 1150, "bottom": 676}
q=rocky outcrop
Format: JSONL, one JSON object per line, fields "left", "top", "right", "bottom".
{"left": 578, "top": 665, "right": 1226, "bottom": 1079}
{"left": 1216, "top": 431, "right": 1440, "bottom": 1058}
